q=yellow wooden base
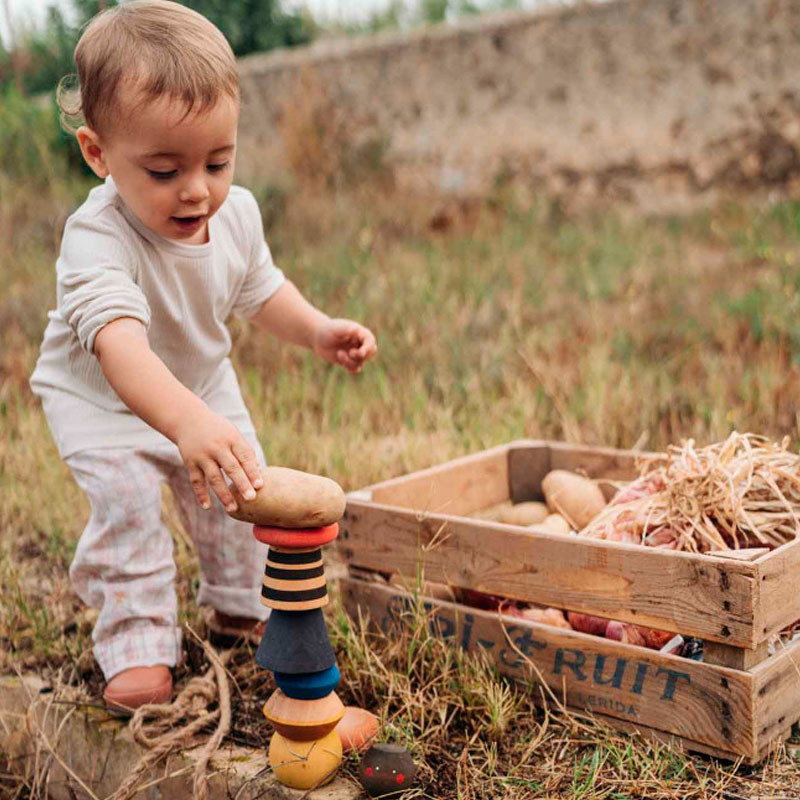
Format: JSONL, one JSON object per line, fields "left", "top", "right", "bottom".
{"left": 268, "top": 730, "right": 342, "bottom": 790}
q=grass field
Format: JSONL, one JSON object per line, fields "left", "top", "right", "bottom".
{"left": 4, "top": 101, "right": 800, "bottom": 796}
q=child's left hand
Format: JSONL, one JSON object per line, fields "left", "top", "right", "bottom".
{"left": 313, "top": 318, "right": 377, "bottom": 374}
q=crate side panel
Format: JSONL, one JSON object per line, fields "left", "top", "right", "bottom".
{"left": 752, "top": 637, "right": 800, "bottom": 753}
{"left": 704, "top": 641, "right": 770, "bottom": 670}
{"left": 548, "top": 442, "right": 653, "bottom": 479}
{"left": 590, "top": 714, "right": 768, "bottom": 764}
{"left": 755, "top": 539, "right": 800, "bottom": 641}
{"left": 340, "top": 501, "right": 759, "bottom": 646}
{"left": 341, "top": 578, "right": 756, "bottom": 758}
{"left": 507, "top": 444, "right": 551, "bottom": 502}
{"left": 367, "top": 444, "right": 509, "bottom": 516}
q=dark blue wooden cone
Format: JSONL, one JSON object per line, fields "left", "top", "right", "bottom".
{"left": 255, "top": 608, "right": 336, "bottom": 673}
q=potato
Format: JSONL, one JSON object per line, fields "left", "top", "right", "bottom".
{"left": 535, "top": 513, "right": 571, "bottom": 534}
{"left": 474, "top": 500, "right": 549, "bottom": 526}
{"left": 228, "top": 466, "right": 346, "bottom": 528}
{"left": 389, "top": 574, "right": 456, "bottom": 602}
{"left": 519, "top": 607, "right": 572, "bottom": 630}
{"left": 472, "top": 501, "right": 513, "bottom": 521}
{"left": 541, "top": 470, "right": 607, "bottom": 530}
{"left": 497, "top": 501, "right": 549, "bottom": 526}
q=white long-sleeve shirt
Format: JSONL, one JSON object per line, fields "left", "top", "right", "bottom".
{"left": 30, "top": 177, "right": 285, "bottom": 458}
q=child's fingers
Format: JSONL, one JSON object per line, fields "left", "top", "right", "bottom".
{"left": 221, "top": 450, "right": 257, "bottom": 503}
{"left": 188, "top": 464, "right": 212, "bottom": 510}
{"left": 232, "top": 442, "right": 263, "bottom": 490}
{"left": 346, "top": 339, "right": 375, "bottom": 366}
{"left": 204, "top": 461, "right": 238, "bottom": 513}
{"left": 337, "top": 349, "right": 360, "bottom": 372}
{"left": 352, "top": 328, "right": 377, "bottom": 360}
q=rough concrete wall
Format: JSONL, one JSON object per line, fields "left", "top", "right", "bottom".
{"left": 237, "top": 0, "right": 800, "bottom": 208}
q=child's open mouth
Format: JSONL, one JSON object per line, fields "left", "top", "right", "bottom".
{"left": 172, "top": 214, "right": 206, "bottom": 231}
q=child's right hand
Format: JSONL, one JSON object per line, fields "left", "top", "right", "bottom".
{"left": 174, "top": 409, "right": 264, "bottom": 513}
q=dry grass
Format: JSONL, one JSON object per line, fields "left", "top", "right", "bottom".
{"left": 5, "top": 123, "right": 800, "bottom": 795}
{"left": 327, "top": 590, "right": 800, "bottom": 799}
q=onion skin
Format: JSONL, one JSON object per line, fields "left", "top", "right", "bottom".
{"left": 568, "top": 612, "right": 672, "bottom": 649}
{"left": 567, "top": 612, "right": 610, "bottom": 637}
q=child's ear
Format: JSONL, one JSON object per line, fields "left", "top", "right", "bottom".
{"left": 76, "top": 126, "right": 110, "bottom": 179}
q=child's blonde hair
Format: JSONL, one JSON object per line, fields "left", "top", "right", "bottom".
{"left": 58, "top": 0, "right": 239, "bottom": 136}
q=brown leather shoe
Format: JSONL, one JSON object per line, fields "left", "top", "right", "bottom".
{"left": 103, "top": 665, "right": 173, "bottom": 714}
{"left": 207, "top": 609, "right": 266, "bottom": 648}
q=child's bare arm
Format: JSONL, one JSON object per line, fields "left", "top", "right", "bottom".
{"left": 94, "top": 317, "right": 263, "bottom": 512}
{"left": 250, "top": 281, "right": 377, "bottom": 374}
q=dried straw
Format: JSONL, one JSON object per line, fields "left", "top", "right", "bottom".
{"left": 581, "top": 432, "right": 800, "bottom": 553}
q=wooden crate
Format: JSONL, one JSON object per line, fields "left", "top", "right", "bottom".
{"left": 337, "top": 439, "right": 800, "bottom": 764}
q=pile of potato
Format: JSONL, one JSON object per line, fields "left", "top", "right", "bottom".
{"left": 472, "top": 469, "right": 607, "bottom": 533}
{"left": 465, "top": 470, "right": 682, "bottom": 650}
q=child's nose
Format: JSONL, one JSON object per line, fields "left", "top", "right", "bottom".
{"left": 179, "top": 173, "right": 211, "bottom": 204}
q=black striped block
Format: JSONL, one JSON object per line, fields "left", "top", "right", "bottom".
{"left": 261, "top": 547, "right": 328, "bottom": 611}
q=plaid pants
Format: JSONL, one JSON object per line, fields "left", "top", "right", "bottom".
{"left": 66, "top": 440, "right": 269, "bottom": 680}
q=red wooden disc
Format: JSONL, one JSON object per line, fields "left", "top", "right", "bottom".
{"left": 253, "top": 523, "right": 339, "bottom": 548}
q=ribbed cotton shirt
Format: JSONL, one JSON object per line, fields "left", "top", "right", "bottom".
{"left": 30, "top": 177, "right": 285, "bottom": 459}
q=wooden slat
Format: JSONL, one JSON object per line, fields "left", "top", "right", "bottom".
{"left": 715, "top": 549, "right": 770, "bottom": 563}
{"left": 547, "top": 442, "right": 657, "bottom": 476}
{"left": 365, "top": 443, "right": 510, "bottom": 517}
{"left": 341, "top": 577, "right": 757, "bottom": 759}
{"left": 339, "top": 500, "right": 761, "bottom": 646}
{"left": 752, "top": 637, "right": 800, "bottom": 754}
{"left": 507, "top": 441, "right": 551, "bottom": 502}
{"left": 704, "top": 641, "right": 769, "bottom": 671}
{"left": 587, "top": 713, "right": 785, "bottom": 765}
{"left": 754, "top": 539, "right": 800, "bottom": 642}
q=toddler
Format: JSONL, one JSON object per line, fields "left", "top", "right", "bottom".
{"left": 29, "top": 0, "right": 377, "bottom": 712}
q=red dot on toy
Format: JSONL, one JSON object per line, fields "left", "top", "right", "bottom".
{"left": 396, "top": 773, "right": 405, "bottom": 784}
{"left": 365, "top": 767, "right": 373, "bottom": 777}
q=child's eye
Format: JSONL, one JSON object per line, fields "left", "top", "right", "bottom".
{"left": 147, "top": 169, "right": 177, "bottom": 180}
{"left": 207, "top": 162, "right": 230, "bottom": 173}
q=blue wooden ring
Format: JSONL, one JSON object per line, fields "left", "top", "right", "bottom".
{"left": 274, "top": 664, "right": 341, "bottom": 700}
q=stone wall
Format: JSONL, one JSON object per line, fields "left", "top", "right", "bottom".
{"left": 237, "top": 0, "right": 800, "bottom": 208}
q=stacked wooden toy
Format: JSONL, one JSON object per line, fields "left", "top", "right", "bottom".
{"left": 229, "top": 467, "right": 348, "bottom": 790}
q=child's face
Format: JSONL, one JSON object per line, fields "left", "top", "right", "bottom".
{"left": 79, "top": 89, "right": 239, "bottom": 244}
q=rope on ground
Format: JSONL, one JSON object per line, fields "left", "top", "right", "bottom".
{"left": 109, "top": 636, "right": 232, "bottom": 800}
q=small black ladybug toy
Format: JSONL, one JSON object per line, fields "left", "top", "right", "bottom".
{"left": 359, "top": 743, "right": 417, "bottom": 797}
